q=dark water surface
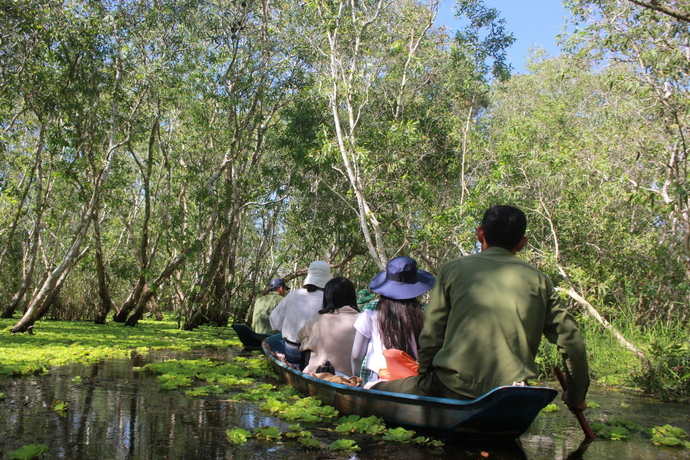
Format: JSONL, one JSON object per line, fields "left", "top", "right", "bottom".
{"left": 1, "top": 349, "right": 689, "bottom": 459}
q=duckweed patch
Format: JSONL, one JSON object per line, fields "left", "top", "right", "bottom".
{"left": 0, "top": 318, "right": 239, "bottom": 376}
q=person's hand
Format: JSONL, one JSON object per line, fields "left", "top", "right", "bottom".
{"left": 561, "top": 390, "right": 587, "bottom": 412}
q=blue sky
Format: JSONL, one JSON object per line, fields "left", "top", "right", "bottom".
{"left": 435, "top": 0, "right": 571, "bottom": 74}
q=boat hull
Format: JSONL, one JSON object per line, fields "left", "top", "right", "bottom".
{"left": 262, "top": 334, "right": 557, "bottom": 440}
{"left": 231, "top": 324, "right": 271, "bottom": 349}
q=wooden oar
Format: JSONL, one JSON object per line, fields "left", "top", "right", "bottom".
{"left": 554, "top": 366, "right": 595, "bottom": 439}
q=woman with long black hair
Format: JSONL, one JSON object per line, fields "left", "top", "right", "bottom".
{"left": 351, "top": 256, "right": 434, "bottom": 384}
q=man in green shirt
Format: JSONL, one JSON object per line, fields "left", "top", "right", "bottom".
{"left": 251, "top": 278, "right": 289, "bottom": 334}
{"left": 373, "top": 205, "right": 589, "bottom": 411}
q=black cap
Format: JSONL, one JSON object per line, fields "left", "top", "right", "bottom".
{"left": 268, "top": 278, "right": 289, "bottom": 290}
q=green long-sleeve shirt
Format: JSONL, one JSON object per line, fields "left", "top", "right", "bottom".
{"left": 251, "top": 292, "right": 282, "bottom": 334}
{"left": 418, "top": 247, "right": 589, "bottom": 404}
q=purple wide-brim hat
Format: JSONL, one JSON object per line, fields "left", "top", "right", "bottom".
{"left": 369, "top": 256, "right": 435, "bottom": 300}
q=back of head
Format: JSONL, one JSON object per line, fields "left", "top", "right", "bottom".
{"left": 481, "top": 205, "right": 527, "bottom": 251}
{"left": 304, "top": 260, "right": 333, "bottom": 289}
{"left": 319, "top": 277, "right": 358, "bottom": 314}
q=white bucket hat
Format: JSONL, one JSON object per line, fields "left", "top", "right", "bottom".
{"left": 303, "top": 261, "right": 333, "bottom": 289}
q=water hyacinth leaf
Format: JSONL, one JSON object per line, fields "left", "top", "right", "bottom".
{"left": 328, "top": 439, "right": 360, "bottom": 451}
{"left": 652, "top": 425, "right": 689, "bottom": 447}
{"left": 226, "top": 428, "right": 252, "bottom": 445}
{"left": 7, "top": 444, "right": 49, "bottom": 460}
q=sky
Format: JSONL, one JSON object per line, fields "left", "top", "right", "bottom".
{"left": 435, "top": 0, "right": 572, "bottom": 74}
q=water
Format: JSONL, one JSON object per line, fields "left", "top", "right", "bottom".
{"left": 1, "top": 351, "right": 689, "bottom": 459}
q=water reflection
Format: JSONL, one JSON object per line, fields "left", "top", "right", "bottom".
{"left": 1, "top": 351, "right": 689, "bottom": 459}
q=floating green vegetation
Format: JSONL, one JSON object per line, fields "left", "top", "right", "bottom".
{"left": 541, "top": 403, "right": 560, "bottom": 413}
{"left": 71, "top": 375, "right": 82, "bottom": 385}
{"left": 328, "top": 439, "right": 360, "bottom": 451}
{"left": 0, "top": 392, "right": 5, "bottom": 399}
{"left": 255, "top": 426, "right": 282, "bottom": 440}
{"left": 0, "top": 318, "right": 240, "bottom": 376}
{"left": 260, "top": 396, "right": 338, "bottom": 422}
{"left": 591, "top": 423, "right": 630, "bottom": 441}
{"left": 620, "top": 402, "right": 630, "bottom": 408}
{"left": 382, "top": 426, "right": 417, "bottom": 443}
{"left": 53, "top": 400, "right": 68, "bottom": 416}
{"left": 335, "top": 415, "right": 386, "bottom": 435}
{"left": 650, "top": 425, "right": 690, "bottom": 448}
{"left": 607, "top": 418, "right": 643, "bottom": 432}
{"left": 7, "top": 443, "right": 49, "bottom": 460}
{"left": 143, "top": 356, "right": 272, "bottom": 392}
{"left": 586, "top": 401, "right": 600, "bottom": 409}
{"left": 185, "top": 385, "right": 226, "bottom": 397}
{"left": 226, "top": 428, "right": 252, "bottom": 445}
{"left": 227, "top": 424, "right": 322, "bottom": 449}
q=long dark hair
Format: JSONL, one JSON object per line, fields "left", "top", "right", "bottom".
{"left": 304, "top": 284, "right": 324, "bottom": 293}
{"left": 318, "top": 277, "right": 358, "bottom": 314}
{"left": 376, "top": 295, "right": 423, "bottom": 357}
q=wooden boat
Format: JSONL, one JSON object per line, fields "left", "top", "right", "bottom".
{"left": 231, "top": 324, "right": 271, "bottom": 349}
{"left": 262, "top": 334, "right": 558, "bottom": 440}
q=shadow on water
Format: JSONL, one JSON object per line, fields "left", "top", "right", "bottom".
{"left": 1, "top": 350, "right": 689, "bottom": 459}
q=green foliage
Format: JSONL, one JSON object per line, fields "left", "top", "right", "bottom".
{"left": 651, "top": 425, "right": 690, "bottom": 448}
{"left": 632, "top": 341, "right": 690, "bottom": 401}
{"left": 260, "top": 396, "right": 338, "bottom": 422}
{"left": 587, "top": 401, "right": 600, "bottom": 409}
{"left": 382, "top": 426, "right": 416, "bottom": 443}
{"left": 53, "top": 400, "right": 68, "bottom": 414}
{"left": 541, "top": 403, "right": 560, "bottom": 413}
{"left": 328, "top": 439, "right": 360, "bottom": 451}
{"left": 335, "top": 415, "right": 386, "bottom": 435}
{"left": 0, "top": 319, "right": 239, "bottom": 377}
{"left": 254, "top": 426, "right": 282, "bottom": 440}
{"left": 71, "top": 376, "right": 82, "bottom": 385}
{"left": 185, "top": 385, "right": 225, "bottom": 398}
{"left": 226, "top": 428, "right": 252, "bottom": 445}
{"left": 297, "top": 436, "right": 322, "bottom": 449}
{"left": 591, "top": 423, "right": 630, "bottom": 441}
{"left": 7, "top": 444, "right": 49, "bottom": 460}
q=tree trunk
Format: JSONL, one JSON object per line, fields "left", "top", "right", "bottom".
{"left": 124, "top": 287, "right": 155, "bottom": 327}
{"left": 93, "top": 207, "right": 115, "bottom": 324}
{"left": 113, "top": 276, "right": 145, "bottom": 322}
{"left": 2, "top": 123, "right": 45, "bottom": 319}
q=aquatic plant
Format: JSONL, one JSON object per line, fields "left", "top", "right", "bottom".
{"left": 71, "top": 376, "right": 82, "bottom": 385}
{"left": 631, "top": 341, "right": 690, "bottom": 401}
{"left": 0, "top": 319, "right": 240, "bottom": 376}
{"left": 185, "top": 385, "right": 225, "bottom": 397}
{"left": 586, "top": 401, "right": 600, "bottom": 409}
{"left": 328, "top": 439, "right": 360, "bottom": 451}
{"left": 335, "top": 415, "right": 385, "bottom": 435}
{"left": 541, "top": 403, "right": 560, "bottom": 413}
{"left": 226, "top": 428, "right": 252, "bottom": 445}
{"left": 297, "top": 436, "right": 322, "bottom": 449}
{"left": 260, "top": 396, "right": 338, "bottom": 422}
{"left": 53, "top": 400, "right": 68, "bottom": 415}
{"left": 382, "top": 426, "right": 416, "bottom": 443}
{"left": 607, "top": 418, "right": 643, "bottom": 431}
{"left": 650, "top": 425, "right": 690, "bottom": 448}
{"left": 254, "top": 426, "right": 282, "bottom": 440}
{"left": 7, "top": 444, "right": 49, "bottom": 460}
{"left": 591, "top": 422, "right": 630, "bottom": 441}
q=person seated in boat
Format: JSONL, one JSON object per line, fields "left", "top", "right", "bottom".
{"left": 251, "top": 278, "right": 289, "bottom": 334}
{"left": 297, "top": 277, "right": 360, "bottom": 376}
{"left": 270, "top": 260, "right": 332, "bottom": 366}
{"left": 351, "top": 256, "right": 435, "bottom": 385}
{"left": 372, "top": 205, "right": 590, "bottom": 412}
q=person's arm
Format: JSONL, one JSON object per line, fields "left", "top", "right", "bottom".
{"left": 416, "top": 267, "right": 451, "bottom": 375}
{"left": 542, "top": 280, "right": 590, "bottom": 408}
{"left": 351, "top": 331, "right": 369, "bottom": 377}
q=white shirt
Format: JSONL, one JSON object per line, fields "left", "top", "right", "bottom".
{"left": 353, "top": 310, "right": 387, "bottom": 374}
{"left": 269, "top": 288, "right": 324, "bottom": 343}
